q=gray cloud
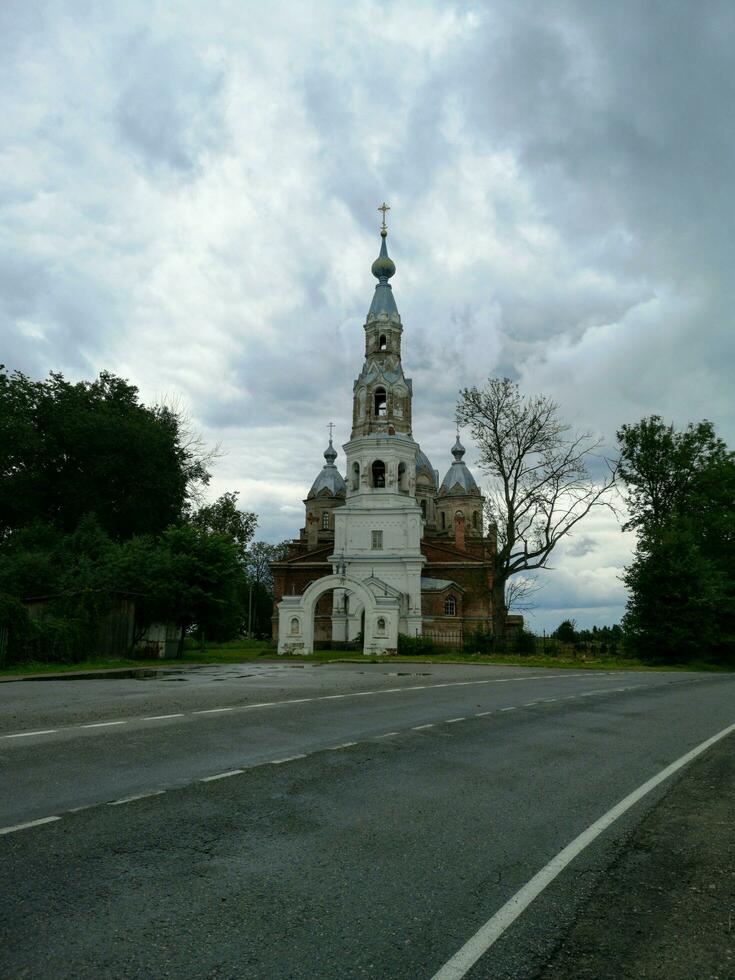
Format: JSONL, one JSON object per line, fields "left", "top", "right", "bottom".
{"left": 1, "top": 0, "right": 732, "bottom": 631}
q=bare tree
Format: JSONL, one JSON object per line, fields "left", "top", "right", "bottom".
{"left": 457, "top": 378, "right": 617, "bottom": 638}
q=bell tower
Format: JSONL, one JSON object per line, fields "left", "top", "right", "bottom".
{"left": 330, "top": 205, "right": 425, "bottom": 643}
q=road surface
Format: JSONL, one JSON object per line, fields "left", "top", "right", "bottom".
{"left": 1, "top": 661, "right": 733, "bottom": 978}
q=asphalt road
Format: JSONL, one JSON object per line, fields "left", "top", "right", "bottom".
{"left": 1, "top": 661, "right": 733, "bottom": 979}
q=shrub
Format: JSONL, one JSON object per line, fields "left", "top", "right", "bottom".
{"left": 397, "top": 633, "right": 441, "bottom": 656}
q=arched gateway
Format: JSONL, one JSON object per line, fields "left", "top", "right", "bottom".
{"left": 277, "top": 574, "right": 400, "bottom": 656}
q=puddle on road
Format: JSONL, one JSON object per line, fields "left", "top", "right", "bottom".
{"left": 387, "top": 672, "right": 432, "bottom": 677}
{"left": 15, "top": 668, "right": 200, "bottom": 682}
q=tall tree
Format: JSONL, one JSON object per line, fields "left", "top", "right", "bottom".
{"left": 618, "top": 417, "right": 735, "bottom": 662}
{"left": 190, "top": 492, "right": 258, "bottom": 562}
{"left": 0, "top": 367, "right": 211, "bottom": 541}
{"left": 457, "top": 378, "right": 616, "bottom": 638}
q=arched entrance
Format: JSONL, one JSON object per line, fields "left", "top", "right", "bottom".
{"left": 277, "top": 574, "right": 400, "bottom": 656}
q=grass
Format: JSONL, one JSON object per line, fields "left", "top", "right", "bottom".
{"left": 2, "top": 637, "right": 733, "bottom": 677}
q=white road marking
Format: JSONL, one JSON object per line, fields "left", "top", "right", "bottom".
{"left": 270, "top": 754, "right": 307, "bottom": 764}
{"left": 81, "top": 721, "right": 127, "bottom": 729}
{"left": 199, "top": 770, "right": 243, "bottom": 782}
{"left": 0, "top": 815, "right": 60, "bottom": 836}
{"left": 413, "top": 724, "right": 434, "bottom": 730}
{"left": 522, "top": 702, "right": 538, "bottom": 708}
{"left": 108, "top": 790, "right": 166, "bottom": 804}
{"left": 142, "top": 713, "right": 184, "bottom": 721}
{"left": 321, "top": 695, "right": 347, "bottom": 699}
{"left": 475, "top": 711, "right": 492, "bottom": 717}
{"left": 430, "top": 718, "right": 735, "bottom": 980}
{"left": 327, "top": 742, "right": 357, "bottom": 750}
{"left": 4, "top": 729, "right": 58, "bottom": 738}
{"left": 374, "top": 732, "right": 400, "bottom": 738}
{"left": 192, "top": 707, "right": 234, "bottom": 714}
{"left": 500, "top": 707, "right": 516, "bottom": 712}
{"left": 446, "top": 718, "right": 465, "bottom": 724}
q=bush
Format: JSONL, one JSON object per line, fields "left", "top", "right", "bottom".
{"left": 397, "top": 633, "right": 441, "bottom": 656}
{"left": 515, "top": 627, "right": 537, "bottom": 655}
{"left": 464, "top": 628, "right": 494, "bottom": 654}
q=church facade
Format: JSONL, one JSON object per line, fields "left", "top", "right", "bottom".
{"left": 272, "top": 215, "right": 496, "bottom": 654}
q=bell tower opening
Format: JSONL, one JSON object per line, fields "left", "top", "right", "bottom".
{"left": 374, "top": 387, "right": 387, "bottom": 417}
{"left": 371, "top": 460, "right": 386, "bottom": 488}
{"left": 379, "top": 334, "right": 387, "bottom": 350}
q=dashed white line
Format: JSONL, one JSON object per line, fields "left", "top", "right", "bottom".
{"left": 446, "top": 717, "right": 465, "bottom": 724}
{"left": 0, "top": 815, "right": 60, "bottom": 836}
{"left": 270, "top": 754, "right": 307, "bottom": 764}
{"left": 500, "top": 707, "right": 517, "bottom": 712}
{"left": 81, "top": 721, "right": 127, "bottom": 729}
{"left": 108, "top": 790, "right": 166, "bottom": 804}
{"left": 475, "top": 711, "right": 493, "bottom": 717}
{"left": 413, "top": 724, "right": 434, "bottom": 730}
{"left": 374, "top": 732, "right": 400, "bottom": 738}
{"left": 192, "top": 707, "right": 234, "bottom": 715}
{"left": 327, "top": 742, "right": 357, "bottom": 750}
{"left": 522, "top": 702, "right": 538, "bottom": 708}
{"left": 4, "top": 729, "right": 58, "bottom": 739}
{"left": 199, "top": 770, "right": 244, "bottom": 782}
{"left": 142, "top": 713, "right": 184, "bottom": 721}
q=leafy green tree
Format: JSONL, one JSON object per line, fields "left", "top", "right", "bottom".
{"left": 0, "top": 367, "right": 211, "bottom": 541}
{"left": 190, "top": 492, "right": 257, "bottom": 562}
{"left": 553, "top": 619, "right": 577, "bottom": 643}
{"left": 618, "top": 417, "right": 735, "bottom": 662}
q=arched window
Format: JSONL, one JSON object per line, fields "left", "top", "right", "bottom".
{"left": 374, "top": 387, "right": 387, "bottom": 417}
{"left": 397, "top": 461, "right": 407, "bottom": 492}
{"left": 441, "top": 511, "right": 446, "bottom": 529}
{"left": 444, "top": 596, "right": 456, "bottom": 616}
{"left": 290, "top": 617, "right": 300, "bottom": 635}
{"left": 372, "top": 459, "right": 386, "bottom": 488}
{"left": 321, "top": 511, "right": 330, "bottom": 530}
{"left": 379, "top": 334, "right": 387, "bottom": 351}
{"left": 420, "top": 499, "right": 427, "bottom": 519}
{"left": 376, "top": 617, "right": 386, "bottom": 635}
{"left": 472, "top": 511, "right": 479, "bottom": 529}
{"left": 352, "top": 461, "right": 360, "bottom": 491}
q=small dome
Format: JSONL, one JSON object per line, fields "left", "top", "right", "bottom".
{"left": 307, "top": 438, "right": 346, "bottom": 499}
{"left": 371, "top": 232, "right": 396, "bottom": 282}
{"left": 439, "top": 437, "right": 480, "bottom": 496}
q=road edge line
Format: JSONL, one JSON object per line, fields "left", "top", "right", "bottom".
{"left": 430, "top": 719, "right": 735, "bottom": 980}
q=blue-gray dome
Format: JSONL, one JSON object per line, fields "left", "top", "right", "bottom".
{"left": 416, "top": 449, "right": 437, "bottom": 487}
{"left": 307, "top": 439, "right": 346, "bottom": 499}
{"left": 438, "top": 437, "right": 480, "bottom": 495}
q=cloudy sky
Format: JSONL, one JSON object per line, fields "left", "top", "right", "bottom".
{"left": 2, "top": 1, "right": 733, "bottom": 631}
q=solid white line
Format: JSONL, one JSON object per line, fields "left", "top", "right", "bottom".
{"left": 108, "top": 790, "right": 166, "bottom": 804}
{"left": 142, "top": 713, "right": 184, "bottom": 721}
{"left": 0, "top": 815, "right": 60, "bottom": 836}
{"left": 413, "top": 724, "right": 434, "bottom": 730}
{"left": 199, "top": 770, "right": 243, "bottom": 782}
{"left": 192, "top": 707, "right": 234, "bottom": 714}
{"left": 81, "top": 721, "right": 127, "bottom": 729}
{"left": 270, "top": 754, "right": 307, "bottom": 764}
{"left": 374, "top": 732, "right": 400, "bottom": 738}
{"left": 445, "top": 717, "right": 465, "bottom": 724}
{"left": 430, "top": 719, "right": 735, "bottom": 980}
{"left": 4, "top": 729, "right": 58, "bottom": 738}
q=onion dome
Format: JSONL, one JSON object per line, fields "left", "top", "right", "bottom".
{"left": 368, "top": 230, "right": 398, "bottom": 320}
{"left": 416, "top": 448, "right": 437, "bottom": 488}
{"left": 438, "top": 436, "right": 480, "bottom": 495}
{"left": 307, "top": 438, "right": 346, "bottom": 499}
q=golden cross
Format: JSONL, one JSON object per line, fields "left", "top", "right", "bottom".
{"left": 327, "top": 421, "right": 335, "bottom": 440}
{"left": 378, "top": 201, "right": 390, "bottom": 232}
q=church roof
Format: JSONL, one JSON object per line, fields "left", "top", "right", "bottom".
{"left": 416, "top": 448, "right": 437, "bottom": 487}
{"left": 307, "top": 438, "right": 346, "bottom": 499}
{"left": 420, "top": 577, "right": 463, "bottom": 592}
{"left": 438, "top": 436, "right": 480, "bottom": 496}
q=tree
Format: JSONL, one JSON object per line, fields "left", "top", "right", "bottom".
{"left": 553, "top": 619, "right": 578, "bottom": 643}
{"left": 244, "top": 540, "right": 290, "bottom": 636}
{"left": 190, "top": 492, "right": 258, "bottom": 563}
{"left": 618, "top": 417, "right": 735, "bottom": 662}
{"left": 0, "top": 367, "right": 211, "bottom": 541}
{"left": 457, "top": 378, "right": 616, "bottom": 638}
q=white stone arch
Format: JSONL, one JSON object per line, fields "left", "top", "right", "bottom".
{"left": 278, "top": 574, "right": 400, "bottom": 655}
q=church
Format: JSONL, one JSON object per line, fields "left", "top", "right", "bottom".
{"left": 272, "top": 208, "right": 496, "bottom": 654}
